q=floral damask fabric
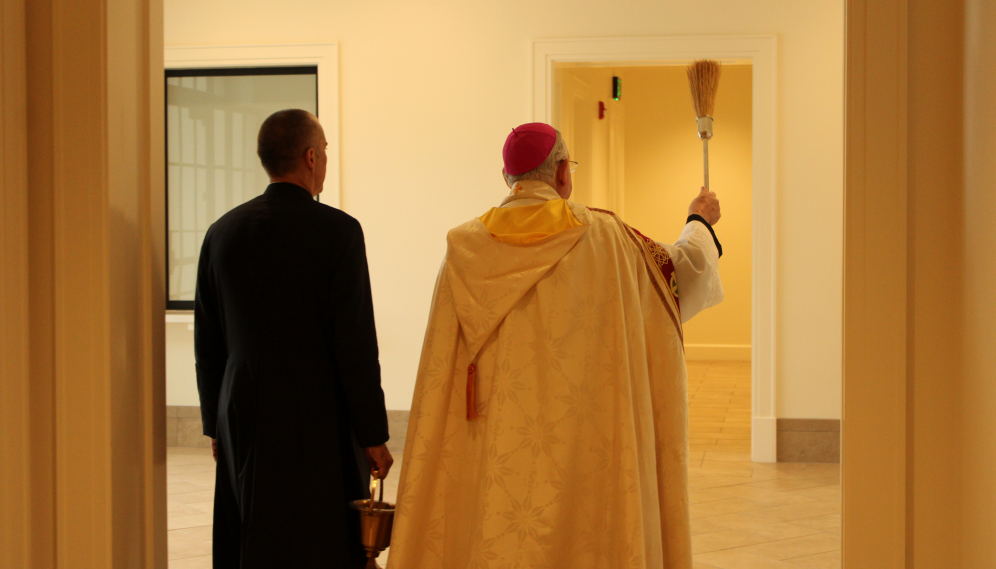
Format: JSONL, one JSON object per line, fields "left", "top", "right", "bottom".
{"left": 388, "top": 188, "right": 695, "bottom": 569}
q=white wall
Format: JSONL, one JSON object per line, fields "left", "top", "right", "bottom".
{"left": 164, "top": 0, "right": 844, "bottom": 417}
{"left": 166, "top": 322, "right": 199, "bottom": 406}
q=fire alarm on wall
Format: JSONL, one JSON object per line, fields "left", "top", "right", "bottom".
{"left": 599, "top": 101, "right": 606, "bottom": 120}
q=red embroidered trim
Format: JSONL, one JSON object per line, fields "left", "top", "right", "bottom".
{"left": 466, "top": 363, "right": 479, "bottom": 420}
{"left": 629, "top": 227, "right": 681, "bottom": 315}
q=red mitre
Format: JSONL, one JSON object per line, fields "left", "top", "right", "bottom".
{"left": 502, "top": 122, "right": 556, "bottom": 176}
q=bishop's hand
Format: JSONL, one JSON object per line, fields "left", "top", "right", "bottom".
{"left": 688, "top": 186, "right": 721, "bottom": 226}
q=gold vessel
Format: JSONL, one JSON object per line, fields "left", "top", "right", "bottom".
{"left": 349, "top": 470, "right": 395, "bottom": 569}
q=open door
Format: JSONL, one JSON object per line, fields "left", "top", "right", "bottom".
{"left": 555, "top": 66, "right": 625, "bottom": 216}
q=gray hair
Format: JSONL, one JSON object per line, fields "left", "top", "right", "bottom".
{"left": 503, "top": 129, "right": 570, "bottom": 187}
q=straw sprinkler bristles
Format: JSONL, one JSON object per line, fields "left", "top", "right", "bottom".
{"left": 687, "top": 60, "right": 722, "bottom": 118}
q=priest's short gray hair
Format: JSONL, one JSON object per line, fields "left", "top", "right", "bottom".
{"left": 503, "top": 129, "right": 570, "bottom": 187}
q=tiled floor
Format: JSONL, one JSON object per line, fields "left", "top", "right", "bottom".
{"left": 687, "top": 360, "right": 752, "bottom": 453}
{"left": 167, "top": 361, "right": 840, "bottom": 568}
{"left": 686, "top": 361, "right": 841, "bottom": 569}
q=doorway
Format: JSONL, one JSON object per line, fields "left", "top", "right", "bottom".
{"left": 553, "top": 61, "right": 841, "bottom": 567}
{"left": 555, "top": 61, "right": 754, "bottom": 451}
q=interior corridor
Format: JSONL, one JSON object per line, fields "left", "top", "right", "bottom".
{"left": 166, "top": 361, "right": 839, "bottom": 568}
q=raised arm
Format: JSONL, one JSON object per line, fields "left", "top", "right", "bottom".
{"left": 194, "top": 231, "right": 227, "bottom": 439}
{"left": 659, "top": 187, "right": 724, "bottom": 323}
{"left": 329, "top": 219, "right": 391, "bottom": 474}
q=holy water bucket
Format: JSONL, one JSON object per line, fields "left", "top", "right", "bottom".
{"left": 349, "top": 470, "right": 395, "bottom": 569}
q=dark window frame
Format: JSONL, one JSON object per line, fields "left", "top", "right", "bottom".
{"left": 165, "top": 65, "right": 318, "bottom": 311}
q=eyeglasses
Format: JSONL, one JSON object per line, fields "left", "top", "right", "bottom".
{"left": 569, "top": 161, "right": 578, "bottom": 173}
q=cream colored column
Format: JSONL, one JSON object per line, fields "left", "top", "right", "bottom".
{"left": 843, "top": 0, "right": 910, "bottom": 567}
{"left": 845, "top": 0, "right": 969, "bottom": 566}
{"left": 1, "top": 0, "right": 33, "bottom": 568}
{"left": 962, "top": 0, "right": 996, "bottom": 566}
{"left": 906, "top": 0, "right": 965, "bottom": 566}
{"left": 0, "top": 0, "right": 166, "bottom": 566}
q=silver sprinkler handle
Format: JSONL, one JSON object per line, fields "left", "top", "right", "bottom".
{"left": 703, "top": 139, "right": 710, "bottom": 191}
{"left": 697, "top": 116, "right": 714, "bottom": 190}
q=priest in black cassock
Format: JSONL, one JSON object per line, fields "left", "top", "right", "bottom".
{"left": 195, "top": 109, "right": 393, "bottom": 569}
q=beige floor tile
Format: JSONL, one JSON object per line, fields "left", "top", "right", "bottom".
{"left": 692, "top": 529, "right": 773, "bottom": 554}
{"left": 692, "top": 407, "right": 742, "bottom": 417}
{"left": 166, "top": 449, "right": 214, "bottom": 465}
{"left": 167, "top": 462, "right": 216, "bottom": 475}
{"left": 691, "top": 467, "right": 756, "bottom": 480}
{"left": 785, "top": 549, "right": 841, "bottom": 569}
{"left": 745, "top": 469, "right": 793, "bottom": 482}
{"left": 168, "top": 555, "right": 213, "bottom": 569}
{"left": 712, "top": 484, "right": 819, "bottom": 506}
{"left": 700, "top": 460, "right": 774, "bottom": 471}
{"left": 695, "top": 549, "right": 804, "bottom": 569}
{"left": 167, "top": 513, "right": 214, "bottom": 531}
{"left": 171, "top": 490, "right": 216, "bottom": 504}
{"left": 168, "top": 447, "right": 213, "bottom": 455}
{"left": 688, "top": 476, "right": 751, "bottom": 491}
{"left": 699, "top": 513, "right": 824, "bottom": 541}
{"left": 706, "top": 432, "right": 757, "bottom": 440}
{"left": 691, "top": 519, "right": 731, "bottom": 536}
{"left": 743, "top": 477, "right": 837, "bottom": 493}
{"left": 178, "top": 525, "right": 214, "bottom": 541}
{"left": 790, "top": 514, "right": 841, "bottom": 538}
{"left": 168, "top": 482, "right": 208, "bottom": 495}
{"left": 167, "top": 529, "right": 213, "bottom": 560}
{"left": 187, "top": 501, "right": 214, "bottom": 516}
{"left": 715, "top": 440, "right": 752, "bottom": 448}
{"left": 691, "top": 498, "right": 771, "bottom": 519}
{"left": 690, "top": 489, "right": 739, "bottom": 505}
{"left": 703, "top": 451, "right": 752, "bottom": 462}
{"left": 172, "top": 471, "right": 217, "bottom": 488}
{"left": 788, "top": 485, "right": 840, "bottom": 502}
{"left": 735, "top": 533, "right": 840, "bottom": 561}
{"left": 747, "top": 501, "right": 841, "bottom": 523}
{"left": 168, "top": 500, "right": 205, "bottom": 517}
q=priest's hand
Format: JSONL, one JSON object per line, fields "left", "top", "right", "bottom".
{"left": 211, "top": 438, "right": 217, "bottom": 462}
{"left": 688, "top": 186, "right": 721, "bottom": 225}
{"left": 365, "top": 444, "right": 394, "bottom": 479}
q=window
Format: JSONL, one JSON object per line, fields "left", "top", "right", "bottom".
{"left": 166, "top": 67, "right": 318, "bottom": 310}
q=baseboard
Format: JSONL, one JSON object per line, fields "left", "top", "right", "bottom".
{"left": 777, "top": 418, "right": 840, "bottom": 463}
{"left": 685, "top": 343, "right": 752, "bottom": 361}
{"left": 165, "top": 405, "right": 209, "bottom": 448}
{"left": 751, "top": 417, "right": 777, "bottom": 462}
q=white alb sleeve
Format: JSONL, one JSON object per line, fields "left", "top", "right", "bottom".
{"left": 659, "top": 221, "right": 724, "bottom": 323}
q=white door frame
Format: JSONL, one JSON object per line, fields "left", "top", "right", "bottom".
{"left": 533, "top": 35, "right": 778, "bottom": 462}
{"left": 164, "top": 43, "right": 340, "bottom": 208}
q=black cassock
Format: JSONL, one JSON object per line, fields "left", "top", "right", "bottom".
{"left": 194, "top": 182, "right": 389, "bottom": 569}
